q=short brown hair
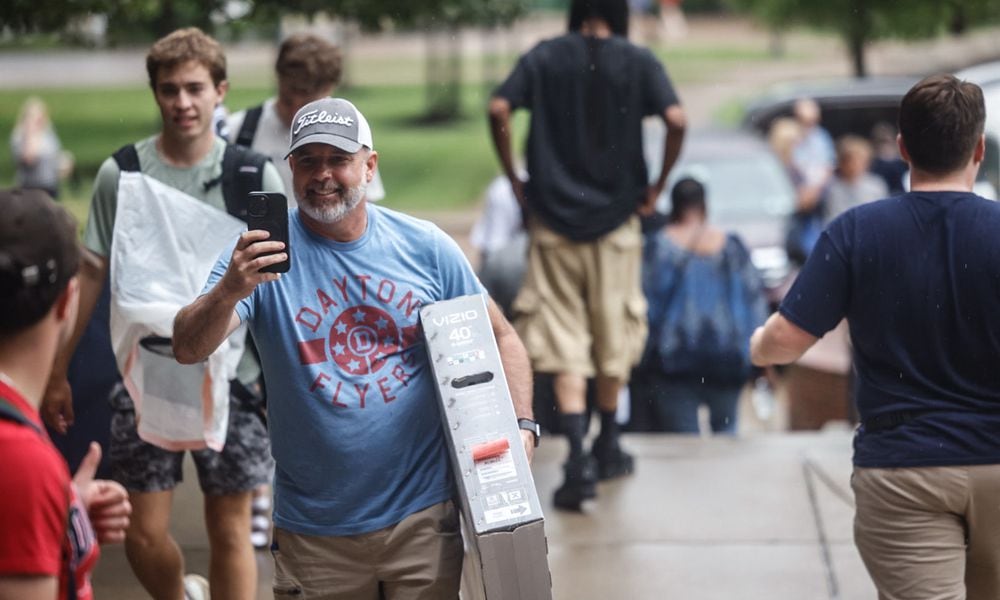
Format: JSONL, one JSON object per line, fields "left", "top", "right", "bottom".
{"left": 146, "top": 27, "right": 226, "bottom": 89}
{"left": 275, "top": 33, "right": 342, "bottom": 93}
{"left": 898, "top": 74, "right": 985, "bottom": 175}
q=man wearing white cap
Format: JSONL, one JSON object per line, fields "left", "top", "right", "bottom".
{"left": 173, "top": 98, "right": 535, "bottom": 599}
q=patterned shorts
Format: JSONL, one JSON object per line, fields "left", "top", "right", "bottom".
{"left": 109, "top": 385, "right": 273, "bottom": 496}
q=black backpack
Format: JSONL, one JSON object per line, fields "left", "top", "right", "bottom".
{"left": 233, "top": 104, "right": 265, "bottom": 149}
{"left": 112, "top": 141, "right": 269, "bottom": 221}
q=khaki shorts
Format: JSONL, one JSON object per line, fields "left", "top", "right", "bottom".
{"left": 512, "top": 216, "right": 647, "bottom": 380}
{"left": 852, "top": 464, "right": 1000, "bottom": 600}
{"left": 271, "top": 501, "right": 463, "bottom": 600}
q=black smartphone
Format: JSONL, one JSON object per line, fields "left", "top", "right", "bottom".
{"left": 245, "top": 191, "right": 291, "bottom": 273}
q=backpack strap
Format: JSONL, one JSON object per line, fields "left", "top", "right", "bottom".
{"left": 218, "top": 143, "right": 272, "bottom": 411}
{"left": 0, "top": 396, "right": 43, "bottom": 436}
{"left": 234, "top": 105, "right": 264, "bottom": 148}
{"left": 111, "top": 144, "right": 141, "bottom": 173}
{"left": 220, "top": 144, "right": 270, "bottom": 222}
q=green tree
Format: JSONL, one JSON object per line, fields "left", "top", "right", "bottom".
{"left": 2, "top": 0, "right": 259, "bottom": 44}
{"left": 0, "top": 0, "right": 107, "bottom": 34}
{"left": 104, "top": 0, "right": 231, "bottom": 41}
{"left": 251, "top": 0, "right": 529, "bottom": 121}
{"left": 728, "top": 0, "right": 1000, "bottom": 77}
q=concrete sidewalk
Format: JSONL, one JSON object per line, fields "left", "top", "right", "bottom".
{"left": 90, "top": 430, "right": 874, "bottom": 599}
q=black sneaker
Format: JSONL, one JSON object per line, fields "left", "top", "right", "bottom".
{"left": 591, "top": 436, "right": 635, "bottom": 480}
{"left": 552, "top": 455, "right": 598, "bottom": 511}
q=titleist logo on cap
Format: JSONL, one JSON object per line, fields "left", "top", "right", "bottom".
{"left": 286, "top": 98, "right": 372, "bottom": 156}
{"left": 293, "top": 109, "right": 355, "bottom": 135}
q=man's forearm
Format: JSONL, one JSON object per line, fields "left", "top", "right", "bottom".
{"left": 173, "top": 288, "right": 242, "bottom": 365}
{"left": 489, "top": 299, "right": 533, "bottom": 419}
{"left": 654, "top": 105, "right": 687, "bottom": 193}
{"left": 750, "top": 312, "right": 819, "bottom": 367}
{"left": 487, "top": 98, "right": 519, "bottom": 186}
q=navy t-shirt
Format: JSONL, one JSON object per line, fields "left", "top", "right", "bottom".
{"left": 780, "top": 191, "right": 1000, "bottom": 468}
{"left": 495, "top": 33, "right": 679, "bottom": 241}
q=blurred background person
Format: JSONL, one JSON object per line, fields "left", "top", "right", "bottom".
{"left": 823, "top": 134, "right": 888, "bottom": 222}
{"left": 10, "top": 97, "right": 71, "bottom": 199}
{"left": 792, "top": 97, "right": 835, "bottom": 190}
{"left": 869, "top": 121, "right": 908, "bottom": 195}
{"left": 658, "top": 0, "right": 688, "bottom": 41}
{"left": 228, "top": 32, "right": 386, "bottom": 204}
{"left": 469, "top": 172, "right": 528, "bottom": 318}
{"left": 769, "top": 116, "right": 823, "bottom": 265}
{"left": 629, "top": 178, "right": 767, "bottom": 434}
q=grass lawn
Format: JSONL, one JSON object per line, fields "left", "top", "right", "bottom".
{"left": 0, "top": 32, "right": 787, "bottom": 221}
{"left": 0, "top": 82, "right": 530, "bottom": 221}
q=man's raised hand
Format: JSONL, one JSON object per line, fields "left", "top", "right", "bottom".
{"left": 218, "top": 230, "right": 287, "bottom": 300}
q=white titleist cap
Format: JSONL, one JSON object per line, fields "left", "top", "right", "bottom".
{"left": 286, "top": 97, "right": 373, "bottom": 157}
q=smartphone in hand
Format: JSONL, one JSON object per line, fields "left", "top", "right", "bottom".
{"left": 246, "top": 191, "right": 291, "bottom": 273}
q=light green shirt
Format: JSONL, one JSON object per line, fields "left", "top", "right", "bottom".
{"left": 84, "top": 135, "right": 284, "bottom": 383}
{"left": 84, "top": 135, "right": 284, "bottom": 255}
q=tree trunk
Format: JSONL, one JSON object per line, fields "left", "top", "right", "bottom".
{"left": 846, "top": 0, "right": 869, "bottom": 78}
{"left": 155, "top": 0, "right": 177, "bottom": 38}
{"left": 423, "top": 23, "right": 462, "bottom": 122}
{"left": 948, "top": 3, "right": 967, "bottom": 35}
{"left": 848, "top": 31, "right": 866, "bottom": 78}
{"left": 768, "top": 27, "right": 785, "bottom": 58}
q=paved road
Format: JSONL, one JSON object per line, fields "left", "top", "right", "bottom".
{"left": 91, "top": 430, "right": 874, "bottom": 600}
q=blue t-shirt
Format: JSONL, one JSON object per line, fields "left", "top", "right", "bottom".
{"left": 780, "top": 191, "right": 1000, "bottom": 468}
{"left": 205, "top": 204, "right": 484, "bottom": 535}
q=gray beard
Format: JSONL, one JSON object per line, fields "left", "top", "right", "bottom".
{"left": 298, "top": 182, "right": 367, "bottom": 224}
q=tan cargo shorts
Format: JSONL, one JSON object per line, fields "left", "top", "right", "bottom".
{"left": 852, "top": 464, "right": 1000, "bottom": 600}
{"left": 511, "top": 216, "right": 647, "bottom": 380}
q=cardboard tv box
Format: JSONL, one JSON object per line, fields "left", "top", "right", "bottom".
{"left": 420, "top": 294, "right": 552, "bottom": 600}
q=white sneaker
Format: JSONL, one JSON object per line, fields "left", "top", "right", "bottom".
{"left": 183, "top": 574, "right": 210, "bottom": 600}
{"left": 251, "top": 514, "right": 270, "bottom": 532}
{"left": 250, "top": 530, "right": 270, "bottom": 550}
{"left": 251, "top": 494, "right": 272, "bottom": 513}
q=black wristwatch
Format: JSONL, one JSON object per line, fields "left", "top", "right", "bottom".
{"left": 518, "top": 418, "right": 541, "bottom": 447}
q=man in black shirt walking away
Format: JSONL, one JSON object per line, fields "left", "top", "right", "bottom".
{"left": 489, "top": 0, "right": 686, "bottom": 510}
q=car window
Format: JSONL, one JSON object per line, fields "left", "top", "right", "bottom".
{"left": 665, "top": 155, "right": 795, "bottom": 221}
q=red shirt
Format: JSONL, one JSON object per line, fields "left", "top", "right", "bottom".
{"left": 0, "top": 379, "right": 98, "bottom": 599}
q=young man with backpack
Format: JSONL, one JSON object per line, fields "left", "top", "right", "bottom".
{"left": 42, "top": 28, "right": 283, "bottom": 600}
{"left": 0, "top": 188, "right": 131, "bottom": 600}
{"left": 227, "top": 32, "right": 385, "bottom": 203}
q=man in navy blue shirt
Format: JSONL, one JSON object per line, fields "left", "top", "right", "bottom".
{"left": 751, "top": 74, "right": 1000, "bottom": 599}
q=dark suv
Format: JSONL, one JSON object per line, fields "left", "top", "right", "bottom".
{"left": 741, "top": 75, "right": 999, "bottom": 199}
{"left": 741, "top": 76, "right": 918, "bottom": 140}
